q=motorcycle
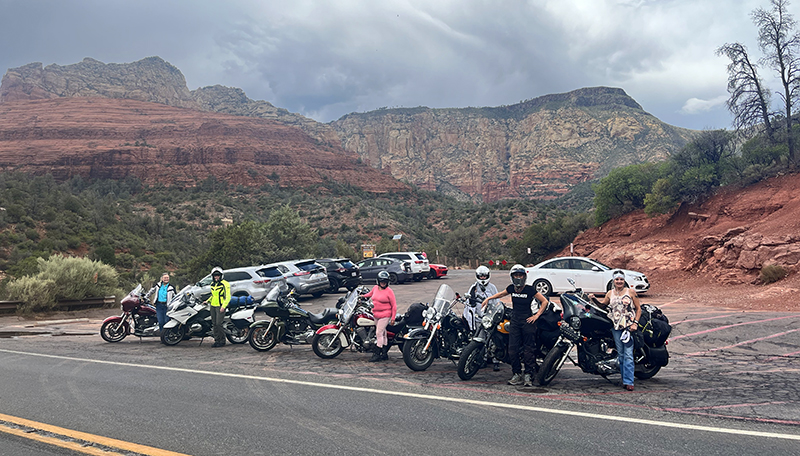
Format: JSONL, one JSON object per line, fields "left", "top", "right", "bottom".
{"left": 401, "top": 284, "right": 472, "bottom": 371}
{"left": 457, "top": 297, "right": 562, "bottom": 380}
{"left": 310, "top": 287, "right": 413, "bottom": 359}
{"left": 535, "top": 278, "right": 669, "bottom": 386}
{"left": 100, "top": 284, "right": 159, "bottom": 342}
{"left": 160, "top": 288, "right": 258, "bottom": 346}
{"left": 248, "top": 286, "right": 339, "bottom": 352}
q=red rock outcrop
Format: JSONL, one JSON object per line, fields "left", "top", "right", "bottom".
{"left": 0, "top": 97, "right": 406, "bottom": 192}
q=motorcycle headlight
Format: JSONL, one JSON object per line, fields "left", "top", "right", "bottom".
{"left": 569, "top": 316, "right": 581, "bottom": 330}
{"left": 481, "top": 315, "right": 493, "bottom": 329}
{"left": 423, "top": 308, "right": 435, "bottom": 320}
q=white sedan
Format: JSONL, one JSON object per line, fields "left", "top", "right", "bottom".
{"left": 525, "top": 256, "right": 649, "bottom": 296}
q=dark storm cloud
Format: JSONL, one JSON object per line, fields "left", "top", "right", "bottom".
{"left": 0, "top": 0, "right": 774, "bottom": 130}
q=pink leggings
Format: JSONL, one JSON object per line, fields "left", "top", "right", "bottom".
{"left": 375, "top": 317, "right": 390, "bottom": 348}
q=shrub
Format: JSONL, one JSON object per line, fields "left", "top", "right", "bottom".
{"left": 760, "top": 264, "right": 788, "bottom": 284}
{"left": 5, "top": 255, "right": 120, "bottom": 313}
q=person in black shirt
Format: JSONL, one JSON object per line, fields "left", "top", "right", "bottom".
{"left": 482, "top": 264, "right": 548, "bottom": 387}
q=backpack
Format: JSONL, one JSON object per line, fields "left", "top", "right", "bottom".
{"left": 639, "top": 304, "right": 672, "bottom": 347}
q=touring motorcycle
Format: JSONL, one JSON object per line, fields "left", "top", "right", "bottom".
{"left": 457, "top": 298, "right": 562, "bottom": 381}
{"left": 248, "top": 286, "right": 339, "bottom": 352}
{"left": 160, "top": 287, "right": 258, "bottom": 346}
{"left": 100, "top": 284, "right": 159, "bottom": 342}
{"left": 401, "top": 284, "right": 472, "bottom": 371}
{"left": 535, "top": 278, "right": 670, "bottom": 386}
{"left": 310, "top": 287, "right": 412, "bottom": 359}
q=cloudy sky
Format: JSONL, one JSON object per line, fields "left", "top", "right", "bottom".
{"left": 0, "top": 0, "right": 782, "bottom": 130}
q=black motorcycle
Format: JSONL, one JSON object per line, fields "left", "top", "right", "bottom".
{"left": 535, "top": 278, "right": 670, "bottom": 386}
{"left": 248, "top": 286, "right": 339, "bottom": 352}
{"left": 457, "top": 298, "right": 561, "bottom": 380}
{"left": 401, "top": 284, "right": 472, "bottom": 371}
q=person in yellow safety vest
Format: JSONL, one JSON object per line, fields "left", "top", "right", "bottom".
{"left": 206, "top": 267, "right": 231, "bottom": 347}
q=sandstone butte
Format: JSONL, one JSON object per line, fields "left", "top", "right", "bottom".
{"left": 0, "top": 97, "right": 407, "bottom": 193}
{"left": 560, "top": 171, "right": 800, "bottom": 311}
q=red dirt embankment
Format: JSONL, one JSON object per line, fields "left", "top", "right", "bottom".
{"left": 563, "top": 172, "right": 800, "bottom": 311}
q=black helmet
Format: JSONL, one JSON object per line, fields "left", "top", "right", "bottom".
{"left": 377, "top": 270, "right": 390, "bottom": 287}
{"left": 510, "top": 264, "right": 527, "bottom": 289}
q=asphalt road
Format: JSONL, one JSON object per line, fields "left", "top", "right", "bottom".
{"left": 1, "top": 269, "right": 799, "bottom": 455}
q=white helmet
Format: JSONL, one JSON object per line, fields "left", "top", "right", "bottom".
{"left": 211, "top": 267, "right": 224, "bottom": 280}
{"left": 475, "top": 266, "right": 490, "bottom": 287}
{"left": 510, "top": 264, "right": 527, "bottom": 289}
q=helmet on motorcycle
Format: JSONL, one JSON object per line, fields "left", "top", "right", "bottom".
{"left": 211, "top": 266, "right": 224, "bottom": 280}
{"left": 475, "top": 265, "right": 490, "bottom": 287}
{"left": 377, "top": 270, "right": 390, "bottom": 288}
{"left": 510, "top": 264, "right": 527, "bottom": 289}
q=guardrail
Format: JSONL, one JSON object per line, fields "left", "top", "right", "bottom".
{"left": 0, "top": 296, "right": 116, "bottom": 313}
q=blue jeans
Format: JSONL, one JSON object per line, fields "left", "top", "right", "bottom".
{"left": 612, "top": 328, "right": 634, "bottom": 386}
{"left": 156, "top": 303, "right": 168, "bottom": 330}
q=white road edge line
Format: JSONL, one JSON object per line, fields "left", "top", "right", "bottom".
{"left": 2, "top": 348, "right": 798, "bottom": 442}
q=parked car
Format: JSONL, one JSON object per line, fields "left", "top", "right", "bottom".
{"left": 316, "top": 258, "right": 362, "bottom": 293}
{"left": 378, "top": 251, "right": 429, "bottom": 281}
{"left": 190, "top": 265, "right": 287, "bottom": 301}
{"left": 273, "top": 259, "right": 330, "bottom": 298}
{"left": 525, "top": 256, "right": 650, "bottom": 296}
{"left": 356, "top": 257, "right": 411, "bottom": 285}
{"left": 428, "top": 263, "right": 448, "bottom": 279}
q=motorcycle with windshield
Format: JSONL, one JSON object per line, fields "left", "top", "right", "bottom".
{"left": 248, "top": 286, "right": 339, "bottom": 352}
{"left": 100, "top": 284, "right": 159, "bottom": 342}
{"left": 457, "top": 297, "right": 561, "bottom": 380}
{"left": 160, "top": 286, "right": 258, "bottom": 346}
{"left": 535, "top": 278, "right": 669, "bottom": 386}
{"left": 401, "top": 284, "right": 472, "bottom": 371}
{"left": 310, "top": 286, "right": 412, "bottom": 359}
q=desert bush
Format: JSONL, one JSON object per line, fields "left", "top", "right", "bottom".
{"left": 760, "top": 264, "right": 788, "bottom": 284}
{"left": 5, "top": 255, "right": 120, "bottom": 313}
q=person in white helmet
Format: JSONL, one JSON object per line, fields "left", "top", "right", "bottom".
{"left": 482, "top": 264, "right": 548, "bottom": 387}
{"left": 464, "top": 265, "right": 501, "bottom": 371}
{"left": 205, "top": 267, "right": 230, "bottom": 348}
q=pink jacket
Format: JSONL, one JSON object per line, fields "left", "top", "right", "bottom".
{"left": 364, "top": 285, "right": 397, "bottom": 320}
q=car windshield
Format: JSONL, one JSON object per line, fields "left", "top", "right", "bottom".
{"left": 296, "top": 261, "right": 321, "bottom": 272}
{"left": 589, "top": 258, "right": 611, "bottom": 270}
{"left": 414, "top": 253, "right": 426, "bottom": 260}
{"left": 258, "top": 267, "right": 282, "bottom": 278}
{"left": 340, "top": 260, "right": 355, "bottom": 268}
{"left": 432, "top": 284, "right": 456, "bottom": 316}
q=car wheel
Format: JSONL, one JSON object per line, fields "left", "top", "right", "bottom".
{"left": 388, "top": 273, "right": 399, "bottom": 285}
{"left": 327, "top": 278, "right": 340, "bottom": 294}
{"left": 428, "top": 270, "right": 437, "bottom": 279}
{"left": 532, "top": 279, "right": 552, "bottom": 297}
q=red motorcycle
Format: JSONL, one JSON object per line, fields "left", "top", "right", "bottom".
{"left": 100, "top": 284, "right": 160, "bottom": 342}
{"left": 311, "top": 287, "right": 415, "bottom": 359}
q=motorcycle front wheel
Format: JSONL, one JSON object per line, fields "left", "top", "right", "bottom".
{"left": 457, "top": 341, "right": 486, "bottom": 380}
{"left": 402, "top": 339, "right": 435, "bottom": 371}
{"left": 311, "top": 333, "right": 345, "bottom": 359}
{"left": 100, "top": 320, "right": 127, "bottom": 343}
{"left": 536, "top": 342, "right": 571, "bottom": 386}
{"left": 226, "top": 326, "right": 250, "bottom": 344}
{"left": 249, "top": 325, "right": 279, "bottom": 352}
{"left": 161, "top": 325, "right": 186, "bottom": 346}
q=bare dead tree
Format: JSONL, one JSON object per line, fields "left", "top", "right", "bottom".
{"left": 716, "top": 42, "right": 774, "bottom": 140}
{"left": 753, "top": 0, "right": 800, "bottom": 165}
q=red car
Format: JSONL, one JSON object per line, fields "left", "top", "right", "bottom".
{"left": 427, "top": 264, "right": 448, "bottom": 279}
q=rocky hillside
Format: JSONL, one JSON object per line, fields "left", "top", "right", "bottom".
{"left": 565, "top": 172, "right": 800, "bottom": 310}
{"left": 331, "top": 88, "right": 697, "bottom": 202}
{"left": 1, "top": 58, "right": 696, "bottom": 202}
{"left": 0, "top": 97, "right": 405, "bottom": 193}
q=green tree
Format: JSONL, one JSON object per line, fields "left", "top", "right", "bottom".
{"left": 593, "top": 163, "right": 659, "bottom": 225}
{"left": 264, "top": 205, "right": 318, "bottom": 260}
{"left": 443, "top": 227, "right": 484, "bottom": 267}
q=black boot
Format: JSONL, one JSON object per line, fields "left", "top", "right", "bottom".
{"left": 368, "top": 345, "right": 382, "bottom": 362}
{"left": 380, "top": 345, "right": 389, "bottom": 360}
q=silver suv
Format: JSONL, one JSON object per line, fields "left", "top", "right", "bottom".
{"left": 189, "top": 265, "right": 287, "bottom": 301}
{"left": 273, "top": 259, "right": 330, "bottom": 298}
{"left": 378, "top": 251, "right": 430, "bottom": 281}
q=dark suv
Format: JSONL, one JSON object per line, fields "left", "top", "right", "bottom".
{"left": 316, "top": 258, "right": 362, "bottom": 293}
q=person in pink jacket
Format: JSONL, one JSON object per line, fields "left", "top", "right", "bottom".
{"left": 363, "top": 270, "right": 397, "bottom": 362}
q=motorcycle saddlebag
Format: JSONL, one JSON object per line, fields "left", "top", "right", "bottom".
{"left": 405, "top": 302, "right": 427, "bottom": 326}
{"left": 644, "top": 344, "right": 669, "bottom": 367}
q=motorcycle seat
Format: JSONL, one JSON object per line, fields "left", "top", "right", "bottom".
{"left": 387, "top": 316, "right": 406, "bottom": 332}
{"left": 308, "top": 308, "right": 338, "bottom": 325}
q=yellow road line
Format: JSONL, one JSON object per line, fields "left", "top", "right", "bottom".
{"left": 0, "top": 413, "right": 188, "bottom": 456}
